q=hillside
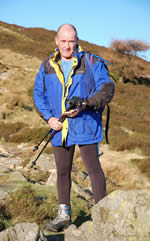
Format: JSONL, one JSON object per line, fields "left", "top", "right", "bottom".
{"left": 0, "top": 20, "right": 150, "bottom": 151}
{"left": 0, "top": 21, "right": 150, "bottom": 239}
{"left": 1, "top": 21, "right": 150, "bottom": 84}
{"left": 0, "top": 21, "right": 149, "bottom": 164}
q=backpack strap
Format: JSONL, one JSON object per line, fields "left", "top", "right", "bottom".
{"left": 84, "top": 52, "right": 96, "bottom": 99}
{"left": 105, "top": 104, "right": 110, "bottom": 144}
{"left": 42, "top": 58, "right": 51, "bottom": 93}
{"left": 85, "top": 52, "right": 110, "bottom": 144}
{"left": 91, "top": 53, "right": 110, "bottom": 66}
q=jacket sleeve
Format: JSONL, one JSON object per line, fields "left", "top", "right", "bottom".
{"left": 85, "top": 61, "right": 115, "bottom": 111}
{"left": 33, "top": 64, "right": 53, "bottom": 121}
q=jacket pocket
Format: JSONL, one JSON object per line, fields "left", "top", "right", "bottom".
{"left": 83, "top": 111, "right": 99, "bottom": 138}
{"left": 69, "top": 110, "right": 100, "bottom": 138}
{"left": 69, "top": 116, "right": 85, "bottom": 135}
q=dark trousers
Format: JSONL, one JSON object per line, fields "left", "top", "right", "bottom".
{"left": 53, "top": 143, "right": 106, "bottom": 205}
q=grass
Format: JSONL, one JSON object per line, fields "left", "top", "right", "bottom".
{"left": 101, "top": 82, "right": 150, "bottom": 155}
{"left": 0, "top": 185, "right": 57, "bottom": 227}
{"left": 130, "top": 158, "right": 150, "bottom": 179}
{"left": 0, "top": 82, "right": 149, "bottom": 156}
{"left": 0, "top": 184, "right": 91, "bottom": 231}
{"left": 0, "top": 122, "right": 48, "bottom": 143}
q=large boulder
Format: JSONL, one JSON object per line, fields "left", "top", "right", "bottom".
{"left": 92, "top": 189, "right": 150, "bottom": 241}
{"left": 65, "top": 189, "right": 150, "bottom": 241}
{"left": 0, "top": 222, "right": 47, "bottom": 241}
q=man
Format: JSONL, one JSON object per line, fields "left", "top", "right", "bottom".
{"left": 33, "top": 24, "right": 115, "bottom": 232}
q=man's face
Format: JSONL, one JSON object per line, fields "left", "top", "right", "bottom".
{"left": 56, "top": 26, "right": 78, "bottom": 60}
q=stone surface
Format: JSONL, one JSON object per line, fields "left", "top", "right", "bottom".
{"left": 7, "top": 171, "right": 27, "bottom": 182}
{"left": 65, "top": 189, "right": 150, "bottom": 241}
{"left": 46, "top": 170, "right": 92, "bottom": 200}
{"left": 0, "top": 181, "right": 27, "bottom": 193}
{"left": 28, "top": 153, "right": 56, "bottom": 171}
{"left": 65, "top": 222, "right": 94, "bottom": 241}
{"left": 65, "top": 224, "right": 83, "bottom": 241}
{"left": 91, "top": 189, "right": 150, "bottom": 241}
{"left": 0, "top": 155, "right": 23, "bottom": 173}
{"left": 0, "top": 222, "right": 47, "bottom": 241}
{"left": 46, "top": 169, "right": 57, "bottom": 186}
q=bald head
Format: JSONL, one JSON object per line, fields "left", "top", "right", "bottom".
{"left": 56, "top": 24, "right": 78, "bottom": 40}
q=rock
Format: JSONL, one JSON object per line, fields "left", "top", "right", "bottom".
{"left": 92, "top": 189, "right": 150, "bottom": 241}
{"left": 46, "top": 171, "right": 92, "bottom": 200}
{"left": 119, "top": 76, "right": 124, "bottom": 83}
{"left": 0, "top": 155, "right": 23, "bottom": 173}
{"left": 65, "top": 189, "right": 150, "bottom": 241}
{"left": 7, "top": 171, "right": 27, "bottom": 182}
{"left": 28, "top": 153, "right": 56, "bottom": 171}
{"left": 65, "top": 222, "right": 94, "bottom": 241}
{"left": 0, "top": 189, "right": 9, "bottom": 201}
{"left": 0, "top": 71, "right": 9, "bottom": 80}
{"left": 72, "top": 182, "right": 92, "bottom": 200}
{"left": 0, "top": 222, "right": 47, "bottom": 241}
{"left": 72, "top": 164, "right": 88, "bottom": 180}
{"left": 0, "top": 181, "right": 27, "bottom": 193}
{"left": 46, "top": 169, "right": 57, "bottom": 186}
{"left": 79, "top": 221, "right": 94, "bottom": 240}
{"left": 65, "top": 224, "right": 83, "bottom": 241}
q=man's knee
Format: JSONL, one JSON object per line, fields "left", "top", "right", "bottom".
{"left": 57, "top": 167, "right": 71, "bottom": 177}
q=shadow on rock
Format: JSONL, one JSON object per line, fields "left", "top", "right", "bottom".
{"left": 73, "top": 210, "right": 91, "bottom": 228}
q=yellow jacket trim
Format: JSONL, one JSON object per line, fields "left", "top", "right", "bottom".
{"left": 49, "top": 51, "right": 78, "bottom": 144}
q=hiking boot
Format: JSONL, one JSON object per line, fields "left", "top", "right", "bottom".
{"left": 44, "top": 204, "right": 71, "bottom": 232}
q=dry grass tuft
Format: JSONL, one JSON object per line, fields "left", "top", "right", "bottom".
{"left": 3, "top": 186, "right": 57, "bottom": 225}
{"left": 0, "top": 185, "right": 90, "bottom": 229}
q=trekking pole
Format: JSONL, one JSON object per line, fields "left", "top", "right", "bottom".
{"left": 30, "top": 96, "right": 83, "bottom": 168}
{"left": 32, "top": 113, "right": 66, "bottom": 153}
{"left": 30, "top": 133, "right": 55, "bottom": 168}
{"left": 30, "top": 113, "right": 67, "bottom": 168}
{"left": 32, "top": 129, "right": 52, "bottom": 152}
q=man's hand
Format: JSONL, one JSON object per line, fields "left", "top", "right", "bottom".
{"left": 64, "top": 102, "right": 87, "bottom": 117}
{"left": 48, "top": 102, "right": 86, "bottom": 129}
{"left": 48, "top": 117, "right": 63, "bottom": 131}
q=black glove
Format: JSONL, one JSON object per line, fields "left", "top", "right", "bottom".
{"left": 67, "top": 97, "right": 83, "bottom": 110}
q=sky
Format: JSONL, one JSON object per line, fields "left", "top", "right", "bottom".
{"left": 1, "top": 0, "right": 150, "bottom": 61}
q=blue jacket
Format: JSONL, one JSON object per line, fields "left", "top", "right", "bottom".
{"left": 33, "top": 47, "right": 114, "bottom": 147}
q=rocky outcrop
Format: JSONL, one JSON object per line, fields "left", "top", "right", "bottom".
{"left": 28, "top": 153, "right": 56, "bottom": 171}
{"left": 65, "top": 189, "right": 150, "bottom": 241}
{"left": 0, "top": 222, "right": 47, "bottom": 241}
